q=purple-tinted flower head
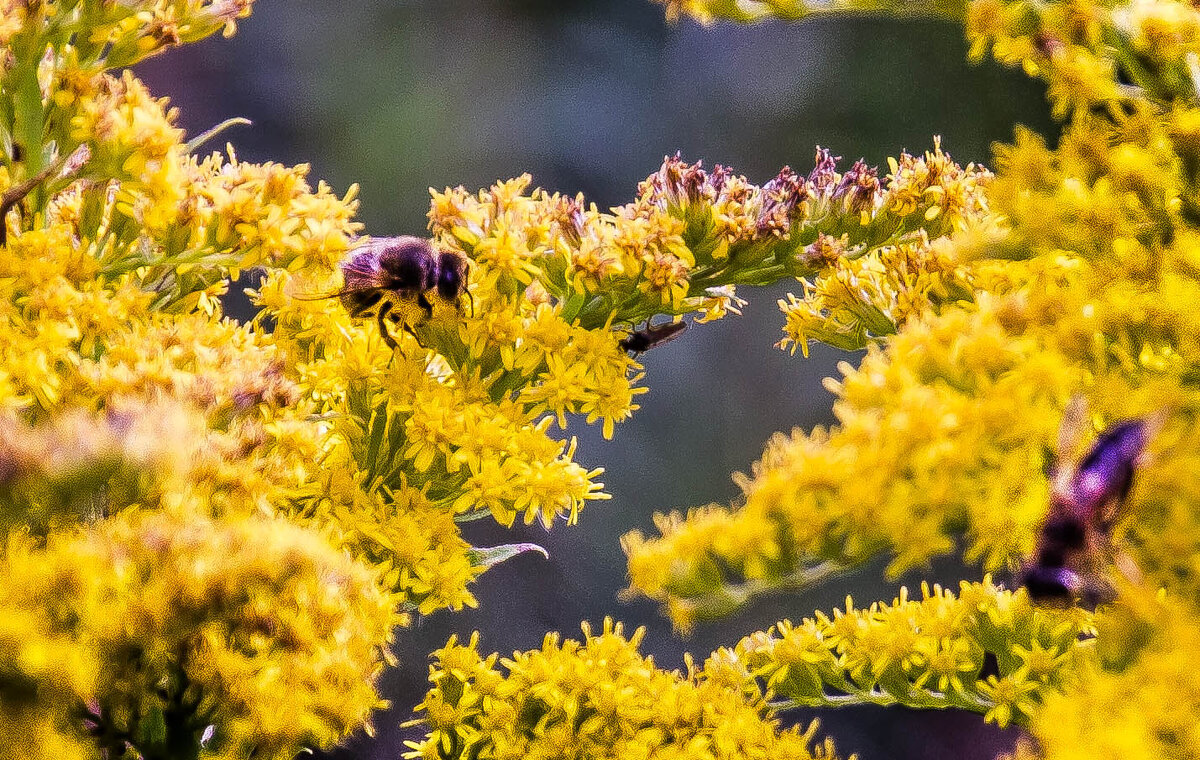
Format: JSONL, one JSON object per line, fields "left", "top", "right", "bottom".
{"left": 808, "top": 147, "right": 842, "bottom": 195}
{"left": 835, "top": 159, "right": 881, "bottom": 216}
{"left": 757, "top": 166, "right": 807, "bottom": 237}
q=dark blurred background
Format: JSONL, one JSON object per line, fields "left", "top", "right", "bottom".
{"left": 136, "top": 3, "right": 1054, "bottom": 758}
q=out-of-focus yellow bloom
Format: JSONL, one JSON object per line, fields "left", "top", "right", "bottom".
{"left": 0, "top": 605, "right": 97, "bottom": 760}
{"left": 1, "top": 507, "right": 398, "bottom": 760}
{"left": 1034, "top": 590, "right": 1200, "bottom": 760}
{"left": 654, "top": 0, "right": 965, "bottom": 24}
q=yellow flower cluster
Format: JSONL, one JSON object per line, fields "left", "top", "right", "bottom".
{"left": 0, "top": 1, "right": 252, "bottom": 64}
{"left": 429, "top": 147, "right": 985, "bottom": 332}
{"left": 616, "top": 2, "right": 1200, "bottom": 759}
{"left": 254, "top": 250, "right": 613, "bottom": 614}
{"left": 1, "top": 508, "right": 396, "bottom": 760}
{"left": 777, "top": 140, "right": 993, "bottom": 355}
{"left": 966, "top": 0, "right": 1200, "bottom": 119}
{"left": 405, "top": 619, "right": 841, "bottom": 760}
{"left": 735, "top": 580, "right": 1090, "bottom": 729}
{"left": 0, "top": 603, "right": 97, "bottom": 760}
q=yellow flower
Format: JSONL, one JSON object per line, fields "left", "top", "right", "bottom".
{"left": 407, "top": 619, "right": 843, "bottom": 760}
{"left": 979, "top": 673, "right": 1042, "bottom": 728}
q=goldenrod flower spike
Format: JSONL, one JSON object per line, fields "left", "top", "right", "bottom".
{"left": 6, "top": 1, "right": 1200, "bottom": 758}
{"left": 738, "top": 580, "right": 1090, "bottom": 728}
{"left": 404, "top": 619, "right": 844, "bottom": 760}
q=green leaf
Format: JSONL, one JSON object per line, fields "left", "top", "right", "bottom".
{"left": 185, "top": 117, "right": 252, "bottom": 154}
{"left": 469, "top": 542, "right": 550, "bottom": 569}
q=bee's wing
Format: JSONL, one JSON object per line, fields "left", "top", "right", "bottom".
{"left": 1112, "top": 547, "right": 1144, "bottom": 586}
{"left": 1056, "top": 395, "right": 1090, "bottom": 462}
{"left": 288, "top": 289, "right": 344, "bottom": 303}
{"left": 1077, "top": 410, "right": 1167, "bottom": 527}
{"left": 1049, "top": 396, "right": 1090, "bottom": 501}
{"left": 340, "top": 247, "right": 383, "bottom": 281}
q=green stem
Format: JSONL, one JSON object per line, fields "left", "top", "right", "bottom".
{"left": 0, "top": 146, "right": 85, "bottom": 245}
{"left": 1103, "top": 28, "right": 1170, "bottom": 103}
{"left": 679, "top": 561, "right": 847, "bottom": 621}
{"left": 769, "top": 686, "right": 999, "bottom": 716}
{"left": 10, "top": 38, "right": 45, "bottom": 177}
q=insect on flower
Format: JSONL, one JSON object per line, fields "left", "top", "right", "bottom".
{"left": 1019, "top": 399, "right": 1163, "bottom": 607}
{"left": 301, "top": 236, "right": 470, "bottom": 350}
{"left": 619, "top": 321, "right": 688, "bottom": 355}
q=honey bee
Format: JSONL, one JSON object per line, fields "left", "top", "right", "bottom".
{"left": 308, "top": 236, "right": 470, "bottom": 350}
{"left": 1019, "top": 400, "right": 1162, "bottom": 607}
{"left": 619, "top": 321, "right": 688, "bottom": 355}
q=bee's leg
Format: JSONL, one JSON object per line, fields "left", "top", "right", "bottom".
{"left": 376, "top": 301, "right": 400, "bottom": 351}
{"left": 465, "top": 290, "right": 476, "bottom": 318}
{"left": 346, "top": 289, "right": 383, "bottom": 318}
{"left": 417, "top": 292, "right": 433, "bottom": 320}
{"left": 400, "top": 321, "right": 427, "bottom": 348}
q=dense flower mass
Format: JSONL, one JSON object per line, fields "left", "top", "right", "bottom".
{"left": 736, "top": 580, "right": 1090, "bottom": 729}
{"left": 4, "top": 0, "right": 1200, "bottom": 759}
{"left": 1034, "top": 591, "right": 1200, "bottom": 760}
{"left": 404, "top": 619, "right": 842, "bottom": 760}
{"left": 617, "top": 2, "right": 1200, "bottom": 759}
{"left": 3, "top": 508, "right": 397, "bottom": 760}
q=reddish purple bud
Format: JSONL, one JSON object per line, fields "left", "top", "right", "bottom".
{"left": 708, "top": 164, "right": 731, "bottom": 195}
{"left": 644, "top": 153, "right": 709, "bottom": 207}
{"left": 808, "top": 147, "right": 842, "bottom": 193}
{"left": 555, "top": 194, "right": 586, "bottom": 244}
{"left": 834, "top": 159, "right": 880, "bottom": 216}
{"left": 757, "top": 166, "right": 808, "bottom": 237}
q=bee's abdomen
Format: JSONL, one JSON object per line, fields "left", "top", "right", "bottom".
{"left": 1041, "top": 514, "right": 1087, "bottom": 551}
{"left": 1020, "top": 566, "right": 1082, "bottom": 603}
{"left": 342, "top": 289, "right": 384, "bottom": 317}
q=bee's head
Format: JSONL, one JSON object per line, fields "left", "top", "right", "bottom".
{"left": 436, "top": 252, "right": 469, "bottom": 302}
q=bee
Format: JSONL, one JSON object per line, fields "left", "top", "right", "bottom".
{"left": 1019, "top": 399, "right": 1162, "bottom": 607}
{"left": 308, "top": 236, "right": 470, "bottom": 350}
{"left": 619, "top": 321, "right": 688, "bottom": 355}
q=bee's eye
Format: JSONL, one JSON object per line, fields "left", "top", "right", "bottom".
{"left": 437, "top": 255, "right": 464, "bottom": 299}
